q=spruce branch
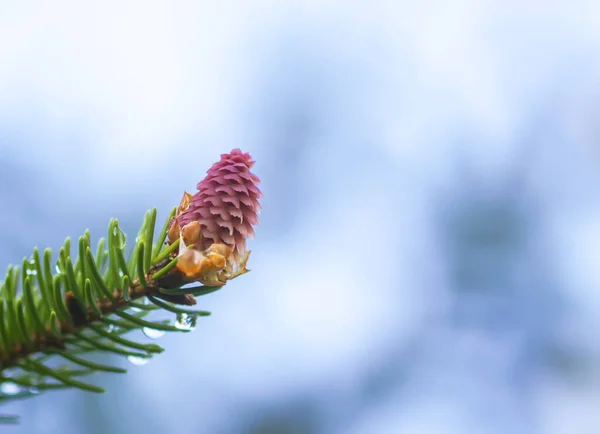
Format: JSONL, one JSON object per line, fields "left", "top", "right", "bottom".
{"left": 0, "top": 148, "right": 262, "bottom": 423}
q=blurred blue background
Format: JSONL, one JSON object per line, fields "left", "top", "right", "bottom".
{"left": 1, "top": 1, "right": 600, "bottom": 433}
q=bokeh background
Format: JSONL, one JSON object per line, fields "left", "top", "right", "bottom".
{"left": 1, "top": 1, "right": 600, "bottom": 433}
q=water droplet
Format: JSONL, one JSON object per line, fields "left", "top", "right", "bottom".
{"left": 174, "top": 313, "right": 197, "bottom": 331}
{"left": 130, "top": 306, "right": 142, "bottom": 313}
{"left": 1, "top": 383, "right": 23, "bottom": 395}
{"left": 25, "top": 269, "right": 37, "bottom": 276}
{"left": 142, "top": 327, "right": 165, "bottom": 340}
{"left": 127, "top": 355, "right": 150, "bottom": 366}
{"left": 106, "top": 324, "right": 115, "bottom": 333}
{"left": 28, "top": 387, "right": 40, "bottom": 395}
{"left": 55, "top": 265, "right": 61, "bottom": 274}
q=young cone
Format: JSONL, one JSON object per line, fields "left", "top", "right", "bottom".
{"left": 167, "top": 149, "right": 262, "bottom": 285}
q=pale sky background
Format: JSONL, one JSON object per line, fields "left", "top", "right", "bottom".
{"left": 1, "top": 1, "right": 600, "bottom": 433}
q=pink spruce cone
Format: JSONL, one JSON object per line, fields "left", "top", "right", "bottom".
{"left": 176, "top": 148, "right": 262, "bottom": 259}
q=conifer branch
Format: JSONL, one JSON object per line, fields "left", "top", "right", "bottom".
{"left": 0, "top": 148, "right": 263, "bottom": 423}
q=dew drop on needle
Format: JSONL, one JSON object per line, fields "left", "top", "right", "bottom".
{"left": 174, "top": 313, "right": 197, "bottom": 331}
{"left": 142, "top": 327, "right": 165, "bottom": 340}
{"left": 0, "top": 383, "right": 23, "bottom": 396}
{"left": 127, "top": 355, "right": 150, "bottom": 366}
